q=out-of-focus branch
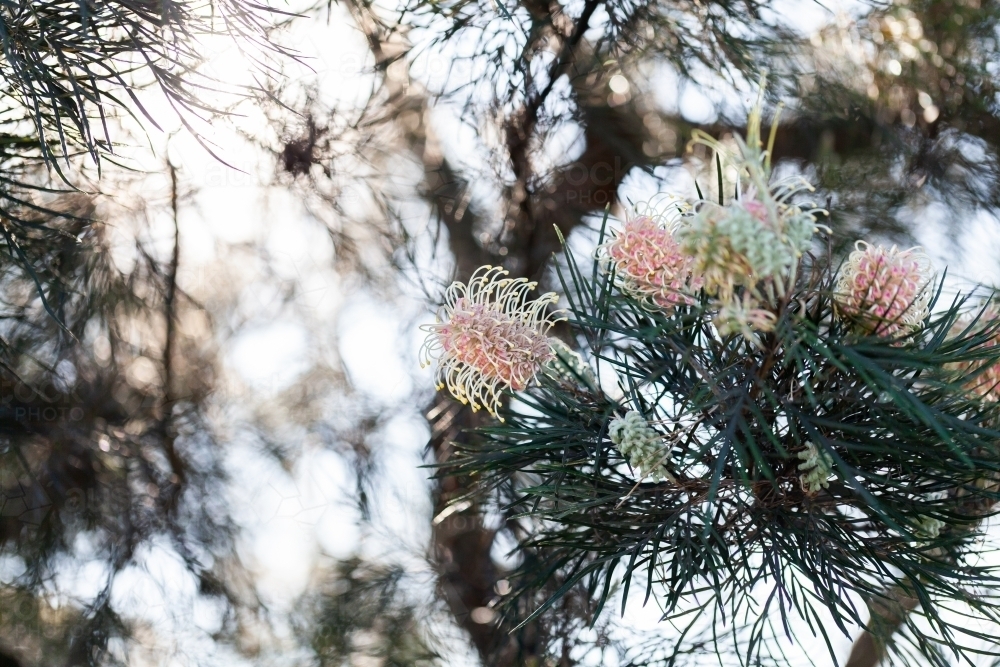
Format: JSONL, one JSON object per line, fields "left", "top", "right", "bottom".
{"left": 0, "top": 649, "right": 22, "bottom": 667}
{"left": 161, "top": 161, "right": 186, "bottom": 509}
{"left": 845, "top": 588, "right": 920, "bottom": 667}
{"left": 347, "top": 0, "right": 490, "bottom": 278}
{"left": 505, "top": 0, "right": 604, "bottom": 280}
{"left": 345, "top": 4, "right": 515, "bottom": 661}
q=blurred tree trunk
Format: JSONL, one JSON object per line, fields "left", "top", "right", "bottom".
{"left": 845, "top": 589, "right": 919, "bottom": 667}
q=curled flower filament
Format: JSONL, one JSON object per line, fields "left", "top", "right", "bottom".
{"left": 421, "top": 266, "right": 561, "bottom": 418}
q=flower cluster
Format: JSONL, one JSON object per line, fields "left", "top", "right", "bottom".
{"left": 590, "top": 86, "right": 826, "bottom": 342}
{"left": 598, "top": 186, "right": 820, "bottom": 343}
{"left": 608, "top": 410, "right": 671, "bottom": 481}
{"left": 797, "top": 442, "right": 834, "bottom": 495}
{"left": 600, "top": 213, "right": 702, "bottom": 312}
{"left": 421, "top": 97, "right": 944, "bottom": 415}
{"left": 834, "top": 241, "right": 933, "bottom": 337}
{"left": 420, "top": 266, "right": 561, "bottom": 418}
{"left": 678, "top": 195, "right": 819, "bottom": 300}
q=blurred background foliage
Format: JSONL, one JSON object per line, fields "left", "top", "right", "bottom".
{"left": 1, "top": 0, "right": 1000, "bottom": 666}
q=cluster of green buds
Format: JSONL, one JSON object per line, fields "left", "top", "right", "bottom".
{"left": 608, "top": 410, "right": 672, "bottom": 482}
{"left": 796, "top": 442, "right": 835, "bottom": 495}
{"left": 677, "top": 191, "right": 819, "bottom": 302}
{"left": 544, "top": 338, "right": 599, "bottom": 391}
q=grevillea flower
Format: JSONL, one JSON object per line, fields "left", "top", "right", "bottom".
{"left": 420, "top": 266, "right": 561, "bottom": 418}
{"left": 834, "top": 241, "right": 933, "bottom": 337}
{"left": 600, "top": 214, "right": 702, "bottom": 312}
{"left": 677, "top": 72, "right": 825, "bottom": 306}
{"left": 949, "top": 307, "right": 1000, "bottom": 401}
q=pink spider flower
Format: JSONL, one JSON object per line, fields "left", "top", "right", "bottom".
{"left": 600, "top": 215, "right": 703, "bottom": 311}
{"left": 951, "top": 307, "right": 1000, "bottom": 401}
{"left": 421, "top": 266, "right": 562, "bottom": 418}
{"left": 834, "top": 241, "right": 933, "bottom": 337}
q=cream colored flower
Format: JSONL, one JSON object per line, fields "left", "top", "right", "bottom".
{"left": 678, "top": 194, "right": 820, "bottom": 300}
{"left": 599, "top": 209, "right": 702, "bottom": 312}
{"left": 714, "top": 292, "right": 777, "bottom": 343}
{"left": 421, "top": 266, "right": 562, "bottom": 418}
{"left": 680, "top": 76, "right": 824, "bottom": 302}
{"left": 835, "top": 241, "right": 933, "bottom": 337}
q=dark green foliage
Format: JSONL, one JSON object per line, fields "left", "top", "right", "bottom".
{"left": 447, "top": 227, "right": 1000, "bottom": 665}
